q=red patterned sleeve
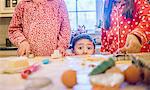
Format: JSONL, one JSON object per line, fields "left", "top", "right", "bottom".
{"left": 8, "top": 1, "right": 26, "bottom": 47}
{"left": 131, "top": 0, "right": 150, "bottom": 45}
{"left": 57, "top": 0, "right": 71, "bottom": 54}
{"left": 100, "top": 29, "right": 109, "bottom": 52}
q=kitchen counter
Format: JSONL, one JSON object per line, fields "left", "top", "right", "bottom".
{"left": 0, "top": 47, "right": 17, "bottom": 50}
{"left": 0, "top": 45, "right": 17, "bottom": 57}
{"left": 0, "top": 55, "right": 149, "bottom": 90}
{"left": 0, "top": 50, "right": 17, "bottom": 57}
{"left": 0, "top": 45, "right": 101, "bottom": 57}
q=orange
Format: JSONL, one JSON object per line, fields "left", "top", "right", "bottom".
{"left": 61, "top": 69, "right": 77, "bottom": 88}
{"left": 124, "top": 65, "right": 141, "bottom": 84}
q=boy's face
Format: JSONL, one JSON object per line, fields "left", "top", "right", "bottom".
{"left": 74, "top": 39, "right": 95, "bottom": 55}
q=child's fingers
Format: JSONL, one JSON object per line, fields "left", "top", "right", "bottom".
{"left": 18, "top": 47, "right": 26, "bottom": 56}
{"left": 121, "top": 34, "right": 142, "bottom": 53}
{"left": 126, "top": 40, "right": 141, "bottom": 53}
{"left": 118, "top": 47, "right": 127, "bottom": 53}
{"left": 26, "top": 46, "right": 31, "bottom": 57}
{"left": 118, "top": 35, "right": 131, "bottom": 53}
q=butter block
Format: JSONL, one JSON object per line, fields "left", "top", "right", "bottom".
{"left": 0, "top": 57, "right": 29, "bottom": 73}
{"left": 51, "top": 50, "right": 62, "bottom": 59}
{"left": 6, "top": 60, "right": 29, "bottom": 68}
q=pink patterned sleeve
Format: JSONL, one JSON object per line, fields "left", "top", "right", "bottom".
{"left": 57, "top": 0, "right": 71, "bottom": 54}
{"left": 8, "top": 1, "right": 26, "bottom": 47}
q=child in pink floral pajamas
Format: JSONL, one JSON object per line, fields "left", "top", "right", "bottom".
{"left": 8, "top": 0, "right": 71, "bottom": 56}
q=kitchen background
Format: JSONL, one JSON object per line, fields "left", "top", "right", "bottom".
{"left": 0, "top": 0, "right": 104, "bottom": 56}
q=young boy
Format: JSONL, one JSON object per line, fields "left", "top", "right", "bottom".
{"left": 71, "top": 34, "right": 95, "bottom": 55}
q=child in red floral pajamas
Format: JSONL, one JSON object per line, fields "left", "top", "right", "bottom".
{"left": 101, "top": 0, "right": 150, "bottom": 54}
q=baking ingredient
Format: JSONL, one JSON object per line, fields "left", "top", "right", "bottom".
{"left": 51, "top": 50, "right": 62, "bottom": 59}
{"left": 124, "top": 65, "right": 141, "bottom": 84}
{"left": 90, "top": 73, "right": 124, "bottom": 90}
{"left": 85, "top": 55, "right": 106, "bottom": 61}
{"left": 92, "top": 85, "right": 119, "bottom": 90}
{"left": 61, "top": 69, "right": 77, "bottom": 88}
{"left": 25, "top": 77, "right": 52, "bottom": 89}
{"left": 89, "top": 57, "right": 115, "bottom": 75}
{"left": 42, "top": 59, "right": 50, "bottom": 64}
{"left": 106, "top": 67, "right": 123, "bottom": 75}
{"left": 0, "top": 58, "right": 29, "bottom": 74}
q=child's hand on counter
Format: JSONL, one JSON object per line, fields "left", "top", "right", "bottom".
{"left": 18, "top": 40, "right": 30, "bottom": 56}
{"left": 119, "top": 34, "right": 142, "bottom": 53}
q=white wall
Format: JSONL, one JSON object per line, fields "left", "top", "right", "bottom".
{"left": 0, "top": 17, "right": 11, "bottom": 46}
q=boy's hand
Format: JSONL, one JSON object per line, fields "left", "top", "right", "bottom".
{"left": 18, "top": 40, "right": 30, "bottom": 56}
{"left": 119, "top": 34, "right": 142, "bottom": 53}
